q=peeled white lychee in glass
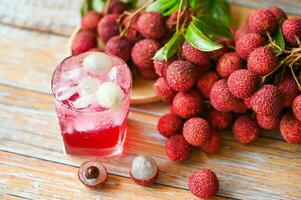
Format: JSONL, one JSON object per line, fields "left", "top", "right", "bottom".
{"left": 96, "top": 82, "right": 124, "bottom": 108}
{"left": 83, "top": 52, "right": 112, "bottom": 73}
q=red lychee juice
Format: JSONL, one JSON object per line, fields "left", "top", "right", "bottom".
{"left": 52, "top": 52, "right": 132, "bottom": 156}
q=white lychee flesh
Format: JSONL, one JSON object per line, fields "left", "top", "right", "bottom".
{"left": 130, "top": 155, "right": 158, "bottom": 180}
{"left": 96, "top": 82, "right": 124, "bottom": 108}
{"left": 83, "top": 52, "right": 112, "bottom": 73}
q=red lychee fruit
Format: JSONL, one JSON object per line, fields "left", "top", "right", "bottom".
{"left": 166, "top": 60, "right": 198, "bottom": 92}
{"left": 276, "top": 74, "right": 300, "bottom": 107}
{"left": 251, "top": 84, "right": 282, "bottom": 116}
{"left": 136, "top": 12, "right": 166, "bottom": 39}
{"left": 227, "top": 69, "right": 259, "bottom": 98}
{"left": 208, "top": 108, "right": 232, "bottom": 130}
{"left": 211, "top": 38, "right": 234, "bottom": 59}
{"left": 166, "top": 135, "right": 191, "bottom": 162}
{"left": 131, "top": 39, "right": 160, "bottom": 69}
{"left": 157, "top": 113, "right": 184, "bottom": 138}
{"left": 210, "top": 79, "right": 240, "bottom": 112}
{"left": 183, "top": 118, "right": 211, "bottom": 146}
{"left": 72, "top": 31, "right": 97, "bottom": 55}
{"left": 105, "top": 36, "right": 132, "bottom": 62}
{"left": 256, "top": 114, "right": 280, "bottom": 130}
{"left": 280, "top": 113, "right": 301, "bottom": 144}
{"left": 197, "top": 71, "right": 219, "bottom": 98}
{"left": 244, "top": 97, "right": 252, "bottom": 109}
{"left": 138, "top": 68, "right": 158, "bottom": 80}
{"left": 248, "top": 8, "right": 277, "bottom": 35}
{"left": 154, "top": 59, "right": 174, "bottom": 77}
{"left": 216, "top": 52, "right": 244, "bottom": 78}
{"left": 181, "top": 41, "right": 210, "bottom": 69}
{"left": 236, "top": 33, "right": 265, "bottom": 60}
{"left": 293, "top": 95, "right": 301, "bottom": 122}
{"left": 125, "top": 28, "right": 142, "bottom": 44}
{"left": 81, "top": 11, "right": 103, "bottom": 31}
{"left": 234, "top": 25, "right": 250, "bottom": 42}
{"left": 281, "top": 17, "right": 301, "bottom": 47}
{"left": 154, "top": 77, "right": 177, "bottom": 103}
{"left": 200, "top": 130, "right": 221, "bottom": 154}
{"left": 233, "top": 115, "right": 259, "bottom": 144}
{"left": 109, "top": 0, "right": 127, "bottom": 15}
{"left": 97, "top": 14, "right": 119, "bottom": 42}
{"left": 247, "top": 46, "right": 279, "bottom": 76}
{"left": 172, "top": 90, "right": 203, "bottom": 119}
{"left": 269, "top": 7, "right": 287, "bottom": 21}
{"left": 232, "top": 100, "right": 249, "bottom": 113}
{"left": 188, "top": 169, "right": 219, "bottom": 199}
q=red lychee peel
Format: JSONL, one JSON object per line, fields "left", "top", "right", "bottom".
{"left": 293, "top": 95, "right": 301, "bottom": 122}
{"left": 105, "top": 36, "right": 132, "bottom": 62}
{"left": 276, "top": 74, "right": 300, "bottom": 107}
{"left": 236, "top": 33, "right": 265, "bottom": 60}
{"left": 233, "top": 115, "right": 259, "bottom": 144}
{"left": 81, "top": 11, "right": 103, "bottom": 31}
{"left": 166, "top": 135, "right": 191, "bottom": 162}
{"left": 157, "top": 113, "right": 184, "bottom": 138}
{"left": 154, "top": 77, "right": 177, "bottom": 103}
{"left": 248, "top": 8, "right": 278, "bottom": 35}
{"left": 183, "top": 118, "right": 211, "bottom": 146}
{"left": 72, "top": 31, "right": 97, "bottom": 55}
{"left": 280, "top": 113, "right": 301, "bottom": 144}
{"left": 136, "top": 12, "right": 166, "bottom": 39}
{"left": 256, "top": 114, "right": 280, "bottom": 130}
{"left": 208, "top": 109, "right": 232, "bottom": 130}
{"left": 197, "top": 71, "right": 219, "bottom": 98}
{"left": 216, "top": 52, "right": 244, "bottom": 78}
{"left": 181, "top": 41, "right": 210, "bottom": 67}
{"left": 281, "top": 18, "right": 301, "bottom": 47}
{"left": 201, "top": 130, "right": 221, "bottom": 154}
{"left": 97, "top": 14, "right": 119, "bottom": 42}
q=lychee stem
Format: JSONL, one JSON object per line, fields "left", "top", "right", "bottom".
{"left": 290, "top": 65, "right": 301, "bottom": 90}
{"left": 104, "top": 0, "right": 112, "bottom": 15}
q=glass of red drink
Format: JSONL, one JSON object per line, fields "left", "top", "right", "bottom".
{"left": 51, "top": 52, "right": 132, "bottom": 157}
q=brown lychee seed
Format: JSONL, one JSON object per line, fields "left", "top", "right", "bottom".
{"left": 78, "top": 161, "right": 108, "bottom": 188}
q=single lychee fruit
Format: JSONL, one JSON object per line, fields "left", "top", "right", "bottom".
{"left": 236, "top": 33, "right": 265, "bottom": 60}
{"left": 81, "top": 11, "right": 103, "bottom": 31}
{"left": 166, "top": 135, "right": 191, "bottom": 162}
{"left": 233, "top": 115, "right": 259, "bottom": 144}
{"left": 227, "top": 69, "right": 259, "bottom": 98}
{"left": 78, "top": 161, "right": 107, "bottom": 188}
{"left": 172, "top": 90, "right": 203, "bottom": 119}
{"left": 183, "top": 118, "right": 211, "bottom": 146}
{"left": 292, "top": 95, "right": 301, "bottom": 122}
{"left": 196, "top": 71, "right": 219, "bottom": 98}
{"left": 210, "top": 79, "right": 241, "bottom": 112}
{"left": 131, "top": 39, "right": 160, "bottom": 69}
{"left": 130, "top": 155, "right": 159, "bottom": 186}
{"left": 248, "top": 8, "right": 277, "bottom": 35}
{"left": 105, "top": 36, "right": 132, "bottom": 62}
{"left": 109, "top": 0, "right": 127, "bottom": 15}
{"left": 280, "top": 113, "right": 301, "bottom": 144}
{"left": 97, "top": 14, "right": 119, "bottom": 42}
{"left": 281, "top": 17, "right": 301, "bottom": 47}
{"left": 247, "top": 46, "right": 279, "bottom": 76}
{"left": 208, "top": 108, "right": 232, "bottom": 130}
{"left": 200, "top": 130, "right": 221, "bottom": 154}
{"left": 136, "top": 12, "right": 165, "bottom": 39}
{"left": 216, "top": 52, "right": 244, "bottom": 78}
{"left": 232, "top": 100, "right": 249, "bottom": 113}
{"left": 72, "top": 31, "right": 97, "bottom": 55}
{"left": 269, "top": 7, "right": 287, "bottom": 21}
{"left": 256, "top": 114, "right": 280, "bottom": 130}
{"left": 188, "top": 169, "right": 219, "bottom": 199}
{"left": 154, "top": 77, "right": 177, "bottom": 103}
{"left": 166, "top": 60, "right": 198, "bottom": 92}
{"left": 157, "top": 113, "right": 184, "bottom": 138}
{"left": 154, "top": 59, "right": 174, "bottom": 77}
{"left": 251, "top": 84, "right": 282, "bottom": 116}
{"left": 138, "top": 68, "right": 158, "bottom": 80}
{"left": 276, "top": 74, "right": 300, "bottom": 107}
{"left": 181, "top": 41, "right": 210, "bottom": 69}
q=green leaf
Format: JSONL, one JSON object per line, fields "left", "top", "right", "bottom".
{"left": 81, "top": 0, "right": 89, "bottom": 16}
{"left": 92, "top": 0, "right": 105, "bottom": 12}
{"left": 272, "top": 26, "right": 285, "bottom": 50}
{"left": 154, "top": 31, "right": 185, "bottom": 61}
{"left": 146, "top": 0, "right": 178, "bottom": 16}
{"left": 121, "top": 0, "right": 138, "bottom": 9}
{"left": 185, "top": 20, "right": 222, "bottom": 52}
{"left": 206, "top": 0, "right": 232, "bottom": 28}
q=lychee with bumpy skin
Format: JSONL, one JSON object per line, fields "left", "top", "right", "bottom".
{"left": 248, "top": 8, "right": 277, "bottom": 35}
{"left": 233, "top": 115, "right": 259, "bottom": 144}
{"left": 281, "top": 17, "right": 301, "bottom": 47}
{"left": 124, "top": 28, "right": 142, "bottom": 44}
{"left": 81, "top": 11, "right": 103, "bottom": 31}
{"left": 200, "top": 130, "right": 221, "bottom": 153}
{"left": 280, "top": 113, "right": 301, "bottom": 144}
{"left": 109, "top": 0, "right": 127, "bottom": 15}
{"left": 216, "top": 52, "right": 244, "bottom": 78}
{"left": 136, "top": 12, "right": 165, "bottom": 39}
{"left": 138, "top": 68, "right": 158, "bottom": 80}
{"left": 227, "top": 69, "right": 259, "bottom": 98}
{"left": 210, "top": 79, "right": 240, "bottom": 112}
{"left": 293, "top": 95, "right": 301, "bottom": 122}
{"left": 105, "top": 36, "right": 132, "bottom": 62}
{"left": 197, "top": 71, "right": 219, "bottom": 98}
{"left": 97, "top": 14, "right": 119, "bottom": 42}
{"left": 131, "top": 39, "right": 161, "bottom": 69}
{"left": 236, "top": 33, "right": 265, "bottom": 60}
{"left": 234, "top": 25, "right": 250, "bottom": 42}
{"left": 130, "top": 155, "right": 159, "bottom": 186}
{"left": 256, "top": 114, "right": 280, "bottom": 130}
{"left": 166, "top": 135, "right": 191, "bottom": 162}
{"left": 183, "top": 118, "right": 211, "bottom": 146}
{"left": 72, "top": 31, "right": 97, "bottom": 55}
{"left": 166, "top": 60, "right": 198, "bottom": 92}
{"left": 172, "top": 90, "right": 203, "bottom": 119}
{"left": 269, "top": 7, "right": 287, "bottom": 21}
{"left": 247, "top": 46, "right": 279, "bottom": 76}
{"left": 157, "top": 113, "right": 184, "bottom": 138}
{"left": 208, "top": 108, "right": 232, "bottom": 130}
{"left": 154, "top": 59, "right": 174, "bottom": 77}
{"left": 188, "top": 169, "right": 219, "bottom": 199}
{"left": 154, "top": 77, "right": 177, "bottom": 103}
{"left": 181, "top": 41, "right": 210, "bottom": 69}
{"left": 276, "top": 74, "right": 300, "bottom": 107}
{"left": 251, "top": 84, "right": 282, "bottom": 116}
{"left": 232, "top": 100, "right": 249, "bottom": 113}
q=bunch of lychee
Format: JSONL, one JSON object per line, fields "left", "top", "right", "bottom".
{"left": 156, "top": 6, "right": 301, "bottom": 164}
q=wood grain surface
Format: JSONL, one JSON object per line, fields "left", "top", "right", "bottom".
{"left": 0, "top": 0, "right": 301, "bottom": 199}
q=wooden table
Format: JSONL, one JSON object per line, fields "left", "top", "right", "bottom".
{"left": 0, "top": 0, "right": 301, "bottom": 199}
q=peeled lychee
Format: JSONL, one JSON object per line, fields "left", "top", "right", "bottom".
{"left": 276, "top": 74, "right": 300, "bottom": 107}
{"left": 78, "top": 161, "right": 108, "bottom": 188}
{"left": 105, "top": 36, "right": 132, "bottom": 62}
{"left": 281, "top": 17, "right": 301, "bottom": 47}
{"left": 247, "top": 46, "right": 279, "bottom": 76}
{"left": 172, "top": 90, "right": 203, "bottom": 119}
{"left": 256, "top": 114, "right": 280, "bottom": 130}
{"left": 216, "top": 52, "right": 244, "bottom": 78}
{"left": 96, "top": 82, "right": 124, "bottom": 108}
{"left": 183, "top": 118, "right": 211, "bottom": 146}
{"left": 292, "top": 95, "right": 301, "bottom": 122}
{"left": 280, "top": 113, "right": 301, "bottom": 144}
{"left": 109, "top": 0, "right": 127, "bottom": 15}
{"left": 197, "top": 71, "right": 219, "bottom": 98}
{"left": 248, "top": 8, "right": 278, "bottom": 35}
{"left": 269, "top": 7, "right": 287, "bottom": 21}
{"left": 166, "top": 60, "right": 198, "bottom": 92}
{"left": 166, "top": 135, "right": 190, "bottom": 162}
{"left": 136, "top": 12, "right": 165, "bottom": 39}
{"left": 154, "top": 59, "right": 174, "bottom": 77}
{"left": 97, "top": 14, "right": 119, "bottom": 42}
{"left": 233, "top": 115, "right": 259, "bottom": 144}
{"left": 154, "top": 77, "right": 177, "bottom": 103}
{"left": 236, "top": 33, "right": 265, "bottom": 60}
{"left": 208, "top": 108, "right": 232, "bottom": 130}
{"left": 157, "top": 113, "right": 183, "bottom": 138}
{"left": 72, "top": 31, "right": 97, "bottom": 55}
{"left": 200, "top": 130, "right": 221, "bottom": 154}
{"left": 81, "top": 11, "right": 103, "bottom": 31}
{"left": 181, "top": 41, "right": 210, "bottom": 69}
